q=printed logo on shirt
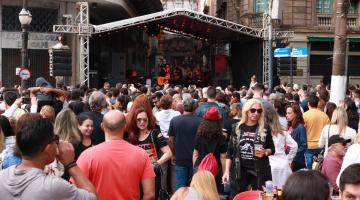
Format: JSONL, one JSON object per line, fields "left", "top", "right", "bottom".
{"left": 239, "top": 131, "right": 257, "bottom": 160}
{"left": 138, "top": 143, "right": 159, "bottom": 163}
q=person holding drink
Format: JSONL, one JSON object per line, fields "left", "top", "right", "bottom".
{"left": 222, "top": 99, "right": 275, "bottom": 199}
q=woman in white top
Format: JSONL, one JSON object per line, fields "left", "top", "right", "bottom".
{"left": 265, "top": 106, "right": 298, "bottom": 189}
{"left": 318, "top": 107, "right": 357, "bottom": 155}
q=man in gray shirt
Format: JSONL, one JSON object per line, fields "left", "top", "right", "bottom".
{"left": 0, "top": 117, "right": 97, "bottom": 200}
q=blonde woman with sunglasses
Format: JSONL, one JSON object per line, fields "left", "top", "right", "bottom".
{"left": 222, "top": 98, "right": 275, "bottom": 199}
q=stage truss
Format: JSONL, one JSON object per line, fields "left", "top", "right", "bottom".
{"left": 54, "top": 3, "right": 294, "bottom": 87}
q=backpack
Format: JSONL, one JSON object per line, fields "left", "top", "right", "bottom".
{"left": 198, "top": 153, "right": 219, "bottom": 176}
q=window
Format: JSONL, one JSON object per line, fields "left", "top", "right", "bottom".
{"left": 254, "top": 0, "right": 269, "bottom": 13}
{"left": 348, "top": 0, "right": 358, "bottom": 14}
{"left": 316, "top": 0, "right": 333, "bottom": 14}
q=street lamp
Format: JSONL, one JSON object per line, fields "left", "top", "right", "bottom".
{"left": 19, "top": 7, "right": 32, "bottom": 90}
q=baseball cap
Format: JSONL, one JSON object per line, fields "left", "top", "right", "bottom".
{"left": 328, "top": 135, "right": 351, "bottom": 147}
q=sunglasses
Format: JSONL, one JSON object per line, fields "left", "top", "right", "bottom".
{"left": 249, "top": 108, "right": 263, "bottom": 114}
{"left": 137, "top": 118, "right": 148, "bottom": 123}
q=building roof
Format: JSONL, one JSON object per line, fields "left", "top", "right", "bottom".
{"left": 93, "top": 8, "right": 263, "bottom": 42}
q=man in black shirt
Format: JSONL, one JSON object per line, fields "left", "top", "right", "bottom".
{"left": 168, "top": 98, "right": 201, "bottom": 190}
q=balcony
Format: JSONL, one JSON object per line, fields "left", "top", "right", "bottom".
{"left": 347, "top": 17, "right": 357, "bottom": 28}
{"left": 249, "top": 13, "right": 264, "bottom": 28}
{"left": 317, "top": 16, "right": 332, "bottom": 27}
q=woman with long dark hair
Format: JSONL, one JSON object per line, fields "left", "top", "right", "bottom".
{"left": 286, "top": 103, "right": 307, "bottom": 171}
{"left": 222, "top": 99, "right": 275, "bottom": 198}
{"left": 127, "top": 107, "right": 172, "bottom": 199}
{"left": 192, "top": 107, "right": 227, "bottom": 192}
{"left": 75, "top": 113, "right": 94, "bottom": 158}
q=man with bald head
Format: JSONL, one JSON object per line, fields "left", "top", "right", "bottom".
{"left": 75, "top": 110, "right": 156, "bottom": 200}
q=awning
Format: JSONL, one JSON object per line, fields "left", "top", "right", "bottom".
{"left": 308, "top": 37, "right": 334, "bottom": 42}
{"left": 93, "top": 8, "right": 263, "bottom": 42}
{"left": 308, "top": 37, "right": 360, "bottom": 43}
{"left": 349, "top": 38, "right": 360, "bottom": 43}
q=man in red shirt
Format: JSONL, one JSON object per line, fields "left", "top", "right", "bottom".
{"left": 322, "top": 135, "right": 349, "bottom": 194}
{"left": 75, "top": 110, "right": 155, "bottom": 200}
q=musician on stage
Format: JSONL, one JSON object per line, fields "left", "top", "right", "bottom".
{"left": 171, "top": 65, "right": 183, "bottom": 85}
{"left": 157, "top": 64, "right": 172, "bottom": 86}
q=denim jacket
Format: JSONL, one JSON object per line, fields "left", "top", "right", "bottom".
{"left": 291, "top": 124, "right": 307, "bottom": 166}
{"left": 194, "top": 102, "right": 227, "bottom": 124}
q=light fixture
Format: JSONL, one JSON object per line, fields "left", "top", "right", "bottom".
{"left": 19, "top": 8, "right": 32, "bottom": 25}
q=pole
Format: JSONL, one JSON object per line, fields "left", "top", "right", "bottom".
{"left": 329, "top": 0, "right": 349, "bottom": 105}
{"left": 268, "top": 0, "right": 273, "bottom": 93}
{"left": 290, "top": 55, "right": 293, "bottom": 85}
{"left": 21, "top": 0, "right": 29, "bottom": 90}
{"left": 345, "top": 38, "right": 349, "bottom": 89}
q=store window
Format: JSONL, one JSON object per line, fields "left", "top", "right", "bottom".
{"left": 254, "top": 0, "right": 269, "bottom": 13}
{"left": 316, "top": 0, "right": 333, "bottom": 13}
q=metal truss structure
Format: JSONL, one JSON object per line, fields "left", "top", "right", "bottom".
{"left": 94, "top": 8, "right": 263, "bottom": 38}
{"left": 53, "top": 2, "right": 92, "bottom": 86}
{"left": 53, "top": 3, "right": 293, "bottom": 87}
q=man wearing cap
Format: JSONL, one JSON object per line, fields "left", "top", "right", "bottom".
{"left": 321, "top": 135, "right": 350, "bottom": 194}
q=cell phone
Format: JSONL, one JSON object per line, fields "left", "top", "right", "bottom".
{"left": 145, "top": 79, "right": 151, "bottom": 87}
{"left": 22, "top": 97, "right": 31, "bottom": 104}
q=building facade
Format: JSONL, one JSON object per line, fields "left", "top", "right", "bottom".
{"left": 0, "top": 0, "right": 162, "bottom": 87}
{"left": 217, "top": 0, "right": 360, "bottom": 86}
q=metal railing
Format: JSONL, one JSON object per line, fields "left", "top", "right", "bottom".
{"left": 347, "top": 17, "right": 357, "bottom": 27}
{"left": 317, "top": 16, "right": 332, "bottom": 26}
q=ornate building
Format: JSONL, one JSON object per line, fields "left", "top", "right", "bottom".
{"left": 217, "top": 0, "right": 360, "bottom": 85}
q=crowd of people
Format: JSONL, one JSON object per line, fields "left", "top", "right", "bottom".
{"left": 0, "top": 75, "right": 359, "bottom": 200}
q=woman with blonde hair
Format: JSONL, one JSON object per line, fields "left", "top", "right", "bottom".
{"left": 39, "top": 105, "right": 55, "bottom": 123}
{"left": 318, "top": 107, "right": 357, "bottom": 155}
{"left": 222, "top": 98, "right": 275, "bottom": 198}
{"left": 265, "top": 106, "right": 298, "bottom": 189}
{"left": 49, "top": 109, "right": 81, "bottom": 179}
{"left": 54, "top": 108, "right": 81, "bottom": 146}
{"left": 171, "top": 170, "right": 219, "bottom": 200}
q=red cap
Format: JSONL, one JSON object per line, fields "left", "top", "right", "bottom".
{"left": 203, "top": 107, "right": 222, "bottom": 121}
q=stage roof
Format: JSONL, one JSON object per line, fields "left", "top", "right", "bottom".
{"left": 93, "top": 8, "right": 263, "bottom": 42}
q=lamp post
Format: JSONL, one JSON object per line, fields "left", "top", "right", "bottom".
{"left": 18, "top": 0, "right": 32, "bottom": 90}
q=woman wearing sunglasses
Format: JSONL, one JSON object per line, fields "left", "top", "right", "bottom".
{"left": 222, "top": 98, "right": 275, "bottom": 199}
{"left": 127, "top": 107, "right": 172, "bottom": 199}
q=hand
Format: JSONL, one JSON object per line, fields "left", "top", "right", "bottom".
{"left": 171, "top": 156, "right": 176, "bottom": 165}
{"left": 56, "top": 140, "right": 75, "bottom": 166}
{"left": 255, "top": 149, "right": 265, "bottom": 158}
{"left": 40, "top": 87, "right": 51, "bottom": 94}
{"left": 14, "top": 97, "right": 23, "bottom": 107}
{"left": 222, "top": 171, "right": 230, "bottom": 184}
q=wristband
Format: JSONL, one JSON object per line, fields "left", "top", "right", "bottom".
{"left": 64, "top": 160, "right": 77, "bottom": 171}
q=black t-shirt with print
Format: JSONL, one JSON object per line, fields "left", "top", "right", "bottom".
{"left": 137, "top": 129, "right": 168, "bottom": 163}
{"left": 238, "top": 124, "right": 272, "bottom": 169}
